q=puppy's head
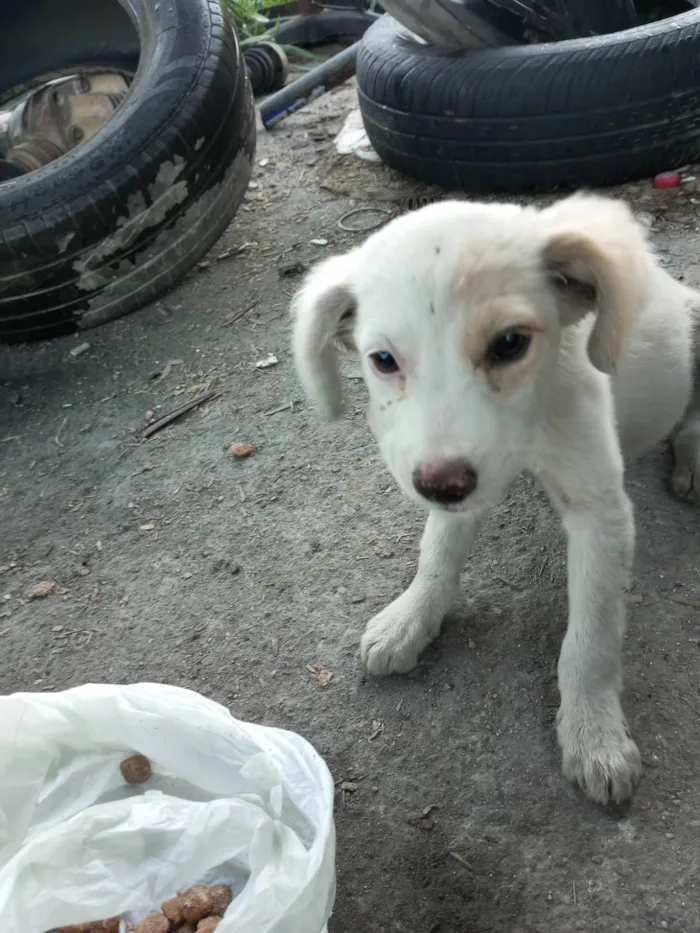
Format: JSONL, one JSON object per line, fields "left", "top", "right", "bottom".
{"left": 291, "top": 193, "right": 647, "bottom": 511}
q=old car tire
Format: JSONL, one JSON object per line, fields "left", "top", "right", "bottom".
{"left": 269, "top": 9, "right": 380, "bottom": 46}
{"left": 0, "top": 0, "right": 255, "bottom": 343}
{"left": 356, "top": 12, "right": 700, "bottom": 193}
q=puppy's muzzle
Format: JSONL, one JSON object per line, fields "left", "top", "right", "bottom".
{"left": 412, "top": 459, "right": 478, "bottom": 505}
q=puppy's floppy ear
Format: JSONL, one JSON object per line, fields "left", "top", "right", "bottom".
{"left": 541, "top": 193, "right": 648, "bottom": 374}
{"left": 291, "top": 252, "right": 358, "bottom": 420}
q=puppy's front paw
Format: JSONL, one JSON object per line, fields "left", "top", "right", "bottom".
{"left": 557, "top": 700, "right": 642, "bottom": 805}
{"left": 360, "top": 593, "right": 440, "bottom": 676}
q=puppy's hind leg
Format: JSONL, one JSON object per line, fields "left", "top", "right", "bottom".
{"left": 671, "top": 411, "right": 700, "bottom": 502}
{"left": 671, "top": 320, "right": 700, "bottom": 502}
{"left": 361, "top": 508, "right": 485, "bottom": 675}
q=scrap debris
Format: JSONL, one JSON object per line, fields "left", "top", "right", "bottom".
{"left": 255, "top": 353, "right": 279, "bottom": 370}
{"left": 69, "top": 342, "right": 91, "bottom": 359}
{"left": 668, "top": 593, "right": 700, "bottom": 608}
{"left": 406, "top": 805, "right": 438, "bottom": 831}
{"left": 55, "top": 416, "right": 69, "bottom": 448}
{"left": 142, "top": 390, "right": 220, "bottom": 439}
{"left": 337, "top": 206, "right": 392, "bottom": 232}
{"left": 278, "top": 260, "right": 306, "bottom": 277}
{"left": 307, "top": 663, "right": 333, "bottom": 687}
{"left": 334, "top": 774, "right": 364, "bottom": 804}
{"left": 217, "top": 241, "right": 256, "bottom": 261}
{"left": 149, "top": 360, "right": 182, "bottom": 385}
{"left": 369, "top": 719, "right": 384, "bottom": 741}
{"left": 223, "top": 291, "right": 260, "bottom": 327}
{"left": 264, "top": 400, "right": 297, "bottom": 416}
{"left": 449, "top": 851, "right": 473, "bottom": 871}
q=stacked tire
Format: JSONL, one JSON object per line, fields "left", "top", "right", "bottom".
{"left": 357, "top": 11, "right": 700, "bottom": 193}
{"left": 0, "top": 0, "right": 255, "bottom": 343}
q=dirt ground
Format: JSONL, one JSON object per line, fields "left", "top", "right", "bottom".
{"left": 3, "top": 82, "right": 700, "bottom": 933}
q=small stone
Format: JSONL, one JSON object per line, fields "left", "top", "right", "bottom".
{"left": 27, "top": 580, "right": 56, "bottom": 599}
{"left": 666, "top": 832, "right": 675, "bottom": 839}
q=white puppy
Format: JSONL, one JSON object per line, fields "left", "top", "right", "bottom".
{"left": 291, "top": 193, "right": 700, "bottom": 805}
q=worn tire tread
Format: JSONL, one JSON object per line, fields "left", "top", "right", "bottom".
{"left": 356, "top": 13, "right": 700, "bottom": 192}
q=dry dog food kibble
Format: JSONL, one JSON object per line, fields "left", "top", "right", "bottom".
{"left": 180, "top": 885, "right": 213, "bottom": 924}
{"left": 196, "top": 919, "right": 222, "bottom": 933}
{"left": 60, "top": 919, "right": 121, "bottom": 933}
{"left": 57, "top": 882, "right": 233, "bottom": 933}
{"left": 208, "top": 885, "right": 233, "bottom": 916}
{"left": 160, "top": 897, "right": 184, "bottom": 926}
{"left": 135, "top": 914, "right": 170, "bottom": 933}
{"left": 119, "top": 754, "right": 152, "bottom": 783}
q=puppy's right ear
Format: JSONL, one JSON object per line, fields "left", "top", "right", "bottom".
{"left": 291, "top": 253, "right": 357, "bottom": 421}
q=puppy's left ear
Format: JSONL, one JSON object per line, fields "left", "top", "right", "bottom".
{"left": 541, "top": 194, "right": 648, "bottom": 374}
{"left": 291, "top": 252, "right": 358, "bottom": 421}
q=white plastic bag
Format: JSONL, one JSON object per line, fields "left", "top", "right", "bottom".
{"left": 0, "top": 683, "right": 336, "bottom": 933}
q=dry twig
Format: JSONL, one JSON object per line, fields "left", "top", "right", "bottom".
{"left": 143, "top": 391, "right": 220, "bottom": 439}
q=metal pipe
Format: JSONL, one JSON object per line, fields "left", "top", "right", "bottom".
{"left": 259, "top": 41, "right": 359, "bottom": 129}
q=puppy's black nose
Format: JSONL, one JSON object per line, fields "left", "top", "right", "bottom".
{"left": 412, "top": 459, "right": 478, "bottom": 505}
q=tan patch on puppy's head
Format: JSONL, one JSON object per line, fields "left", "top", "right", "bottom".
{"left": 462, "top": 298, "right": 546, "bottom": 394}
{"left": 451, "top": 261, "right": 548, "bottom": 395}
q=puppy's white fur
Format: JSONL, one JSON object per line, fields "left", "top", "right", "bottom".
{"left": 291, "top": 192, "right": 700, "bottom": 805}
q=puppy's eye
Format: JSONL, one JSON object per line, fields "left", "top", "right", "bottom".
{"left": 370, "top": 351, "right": 399, "bottom": 375}
{"left": 487, "top": 331, "right": 531, "bottom": 365}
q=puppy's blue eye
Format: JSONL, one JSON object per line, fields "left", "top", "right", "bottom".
{"left": 370, "top": 351, "right": 399, "bottom": 374}
{"left": 487, "top": 331, "right": 531, "bottom": 365}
